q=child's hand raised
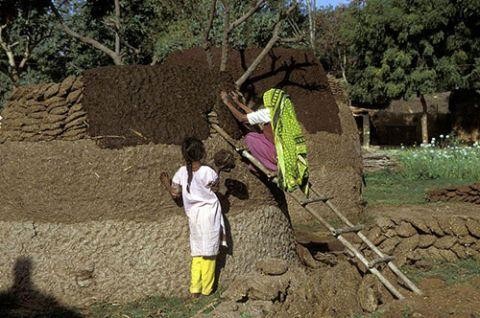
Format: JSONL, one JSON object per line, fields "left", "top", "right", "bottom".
{"left": 160, "top": 172, "right": 171, "bottom": 190}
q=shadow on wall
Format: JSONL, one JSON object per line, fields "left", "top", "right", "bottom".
{"left": 0, "top": 257, "right": 82, "bottom": 318}
{"left": 449, "top": 89, "right": 480, "bottom": 141}
{"left": 238, "top": 49, "right": 342, "bottom": 135}
{"left": 368, "top": 112, "right": 452, "bottom": 146}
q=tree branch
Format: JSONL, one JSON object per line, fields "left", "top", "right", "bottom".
{"left": 0, "top": 24, "right": 20, "bottom": 83}
{"left": 203, "top": 0, "right": 217, "bottom": 68}
{"left": 229, "top": 0, "right": 266, "bottom": 32}
{"left": 235, "top": 2, "right": 298, "bottom": 88}
{"left": 49, "top": 1, "right": 123, "bottom": 65}
{"left": 0, "top": 25, "right": 15, "bottom": 67}
{"left": 18, "top": 36, "right": 30, "bottom": 70}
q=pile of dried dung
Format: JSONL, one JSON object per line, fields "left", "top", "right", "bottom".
{"left": 0, "top": 76, "right": 85, "bottom": 143}
{"left": 81, "top": 63, "right": 240, "bottom": 148}
{"left": 2, "top": 47, "right": 341, "bottom": 149}
{"left": 427, "top": 184, "right": 480, "bottom": 204}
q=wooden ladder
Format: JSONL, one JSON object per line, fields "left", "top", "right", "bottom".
{"left": 211, "top": 123, "right": 422, "bottom": 300}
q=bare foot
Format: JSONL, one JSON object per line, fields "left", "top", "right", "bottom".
{"left": 191, "top": 293, "right": 201, "bottom": 299}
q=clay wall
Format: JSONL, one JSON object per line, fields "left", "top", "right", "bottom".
{"left": 0, "top": 138, "right": 297, "bottom": 306}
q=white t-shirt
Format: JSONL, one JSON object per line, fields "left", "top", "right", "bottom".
{"left": 247, "top": 108, "right": 271, "bottom": 125}
{"left": 172, "top": 165, "right": 219, "bottom": 213}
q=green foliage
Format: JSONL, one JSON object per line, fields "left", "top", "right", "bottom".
{"left": 395, "top": 140, "right": 480, "bottom": 180}
{"left": 0, "top": 0, "right": 307, "bottom": 105}
{"left": 401, "top": 306, "right": 412, "bottom": 318}
{"left": 0, "top": 0, "right": 66, "bottom": 107}
{"left": 363, "top": 170, "right": 474, "bottom": 205}
{"left": 150, "top": 0, "right": 296, "bottom": 62}
{"left": 0, "top": 72, "right": 10, "bottom": 108}
{"left": 343, "top": 0, "right": 480, "bottom": 105}
{"left": 313, "top": 5, "right": 349, "bottom": 76}
{"left": 363, "top": 140, "right": 480, "bottom": 205}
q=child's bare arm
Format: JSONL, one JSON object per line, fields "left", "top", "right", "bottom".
{"left": 160, "top": 172, "right": 181, "bottom": 199}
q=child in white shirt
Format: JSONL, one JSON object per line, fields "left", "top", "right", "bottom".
{"left": 161, "top": 137, "right": 225, "bottom": 297}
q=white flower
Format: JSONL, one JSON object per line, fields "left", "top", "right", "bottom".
{"left": 440, "top": 134, "right": 444, "bottom": 138}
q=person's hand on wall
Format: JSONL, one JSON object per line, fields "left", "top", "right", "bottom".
{"left": 160, "top": 172, "right": 171, "bottom": 191}
{"left": 220, "top": 91, "right": 230, "bottom": 103}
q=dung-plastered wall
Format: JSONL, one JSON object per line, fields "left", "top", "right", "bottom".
{"left": 0, "top": 47, "right": 363, "bottom": 306}
{"left": 183, "top": 48, "right": 364, "bottom": 222}
{"left": 0, "top": 138, "right": 297, "bottom": 306}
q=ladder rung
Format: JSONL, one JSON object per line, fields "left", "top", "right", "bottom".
{"left": 369, "top": 256, "right": 395, "bottom": 268}
{"left": 300, "top": 196, "right": 331, "bottom": 206}
{"left": 332, "top": 224, "right": 364, "bottom": 236}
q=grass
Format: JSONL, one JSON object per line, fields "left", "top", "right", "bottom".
{"left": 363, "top": 140, "right": 480, "bottom": 205}
{"left": 363, "top": 170, "right": 476, "bottom": 205}
{"left": 393, "top": 141, "right": 480, "bottom": 181}
{"left": 402, "top": 258, "right": 480, "bottom": 285}
{"left": 84, "top": 291, "right": 221, "bottom": 318}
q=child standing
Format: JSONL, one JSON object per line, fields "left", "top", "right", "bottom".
{"left": 161, "top": 137, "right": 225, "bottom": 297}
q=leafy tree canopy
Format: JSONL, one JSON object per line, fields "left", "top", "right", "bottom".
{"left": 343, "top": 0, "right": 480, "bottom": 105}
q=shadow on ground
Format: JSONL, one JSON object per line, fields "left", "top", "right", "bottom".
{"left": 0, "top": 256, "right": 82, "bottom": 318}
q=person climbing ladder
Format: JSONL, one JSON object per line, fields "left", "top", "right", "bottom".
{"left": 220, "top": 88, "right": 309, "bottom": 194}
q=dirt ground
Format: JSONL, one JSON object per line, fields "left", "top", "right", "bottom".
{"left": 286, "top": 202, "right": 480, "bottom": 318}
{"left": 364, "top": 203, "right": 480, "bottom": 318}
{"left": 380, "top": 277, "right": 480, "bottom": 318}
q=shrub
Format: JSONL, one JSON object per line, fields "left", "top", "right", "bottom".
{"left": 395, "top": 136, "right": 480, "bottom": 181}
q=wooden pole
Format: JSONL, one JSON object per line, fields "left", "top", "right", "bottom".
{"left": 420, "top": 94, "right": 429, "bottom": 144}
{"left": 362, "top": 113, "right": 370, "bottom": 148}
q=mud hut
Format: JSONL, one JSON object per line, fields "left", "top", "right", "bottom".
{"left": 0, "top": 47, "right": 362, "bottom": 306}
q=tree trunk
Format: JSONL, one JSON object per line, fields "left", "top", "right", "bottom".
{"left": 204, "top": 0, "right": 217, "bottom": 68}
{"left": 420, "top": 94, "right": 429, "bottom": 144}
{"left": 219, "top": 0, "right": 230, "bottom": 72}
{"left": 0, "top": 25, "right": 24, "bottom": 85}
{"left": 339, "top": 50, "right": 347, "bottom": 83}
{"left": 114, "top": 0, "right": 121, "bottom": 56}
{"left": 307, "top": 0, "right": 316, "bottom": 52}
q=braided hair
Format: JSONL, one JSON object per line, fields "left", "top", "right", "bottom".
{"left": 181, "top": 137, "right": 206, "bottom": 193}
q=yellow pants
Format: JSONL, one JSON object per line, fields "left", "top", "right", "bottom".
{"left": 190, "top": 256, "right": 216, "bottom": 295}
